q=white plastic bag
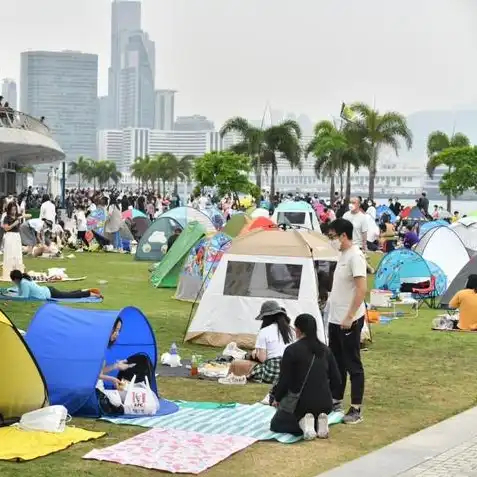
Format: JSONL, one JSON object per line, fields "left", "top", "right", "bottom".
{"left": 123, "top": 375, "right": 159, "bottom": 416}
{"left": 18, "top": 405, "right": 70, "bottom": 433}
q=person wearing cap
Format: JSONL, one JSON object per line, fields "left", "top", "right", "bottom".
{"left": 218, "top": 300, "right": 294, "bottom": 385}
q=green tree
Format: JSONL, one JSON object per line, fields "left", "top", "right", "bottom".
{"left": 131, "top": 155, "right": 152, "bottom": 189}
{"left": 159, "top": 153, "right": 194, "bottom": 195}
{"left": 435, "top": 146, "right": 477, "bottom": 199}
{"left": 220, "top": 117, "right": 302, "bottom": 200}
{"left": 68, "top": 156, "right": 91, "bottom": 188}
{"left": 305, "top": 120, "right": 370, "bottom": 203}
{"left": 426, "top": 131, "right": 470, "bottom": 211}
{"left": 92, "top": 160, "right": 122, "bottom": 187}
{"left": 348, "top": 102, "right": 413, "bottom": 199}
{"left": 194, "top": 151, "right": 256, "bottom": 202}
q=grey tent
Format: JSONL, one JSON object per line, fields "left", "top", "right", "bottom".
{"left": 440, "top": 257, "right": 477, "bottom": 308}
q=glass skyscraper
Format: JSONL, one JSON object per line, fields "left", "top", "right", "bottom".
{"left": 20, "top": 50, "right": 98, "bottom": 164}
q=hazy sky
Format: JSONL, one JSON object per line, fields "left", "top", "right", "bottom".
{"left": 2, "top": 0, "right": 477, "bottom": 125}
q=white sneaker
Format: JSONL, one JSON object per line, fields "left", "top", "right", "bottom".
{"left": 317, "top": 413, "right": 329, "bottom": 439}
{"left": 299, "top": 413, "right": 317, "bottom": 441}
{"left": 218, "top": 373, "right": 247, "bottom": 385}
{"left": 223, "top": 342, "right": 246, "bottom": 360}
{"left": 260, "top": 393, "right": 271, "bottom": 405}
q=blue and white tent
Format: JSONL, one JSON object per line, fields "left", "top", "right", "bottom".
{"left": 374, "top": 248, "right": 447, "bottom": 295}
{"left": 272, "top": 201, "right": 321, "bottom": 231}
{"left": 25, "top": 304, "right": 178, "bottom": 417}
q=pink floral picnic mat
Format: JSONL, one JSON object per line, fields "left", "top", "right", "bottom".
{"left": 83, "top": 428, "right": 257, "bottom": 474}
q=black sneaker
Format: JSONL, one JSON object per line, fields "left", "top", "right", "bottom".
{"left": 343, "top": 406, "right": 363, "bottom": 424}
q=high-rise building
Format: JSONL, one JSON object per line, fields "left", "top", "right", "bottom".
{"left": 97, "top": 95, "right": 110, "bottom": 130}
{"left": 119, "top": 31, "right": 155, "bottom": 128}
{"left": 174, "top": 115, "right": 215, "bottom": 131}
{"left": 154, "top": 90, "right": 176, "bottom": 130}
{"left": 20, "top": 50, "right": 98, "bottom": 166}
{"left": 98, "top": 128, "right": 235, "bottom": 177}
{"left": 2, "top": 79, "right": 17, "bottom": 109}
{"left": 108, "top": 0, "right": 155, "bottom": 129}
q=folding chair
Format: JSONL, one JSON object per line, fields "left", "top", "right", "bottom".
{"left": 412, "top": 275, "right": 437, "bottom": 309}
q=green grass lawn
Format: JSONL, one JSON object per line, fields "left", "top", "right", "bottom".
{"left": 1, "top": 253, "right": 477, "bottom": 477}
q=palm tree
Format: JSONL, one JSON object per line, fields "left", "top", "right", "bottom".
{"left": 220, "top": 117, "right": 302, "bottom": 199}
{"left": 160, "top": 153, "right": 194, "bottom": 194}
{"left": 82, "top": 159, "right": 98, "bottom": 190}
{"left": 347, "top": 103, "right": 413, "bottom": 199}
{"left": 426, "top": 131, "right": 470, "bottom": 211}
{"left": 131, "top": 155, "right": 152, "bottom": 189}
{"left": 68, "top": 156, "right": 91, "bottom": 189}
{"left": 305, "top": 121, "right": 370, "bottom": 203}
{"left": 94, "top": 160, "right": 122, "bottom": 187}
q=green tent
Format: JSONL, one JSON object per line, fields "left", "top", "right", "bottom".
{"left": 222, "top": 214, "right": 251, "bottom": 238}
{"left": 150, "top": 221, "right": 206, "bottom": 288}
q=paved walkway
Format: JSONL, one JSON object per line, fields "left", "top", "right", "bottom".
{"left": 318, "top": 406, "right": 477, "bottom": 477}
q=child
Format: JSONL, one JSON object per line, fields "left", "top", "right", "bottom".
{"left": 75, "top": 205, "right": 89, "bottom": 251}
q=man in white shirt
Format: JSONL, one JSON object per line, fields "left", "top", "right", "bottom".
{"left": 327, "top": 218, "right": 367, "bottom": 424}
{"left": 343, "top": 197, "right": 368, "bottom": 251}
{"left": 39, "top": 194, "right": 56, "bottom": 224}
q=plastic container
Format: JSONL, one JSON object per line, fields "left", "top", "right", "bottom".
{"left": 190, "top": 354, "right": 198, "bottom": 376}
{"left": 169, "top": 342, "right": 180, "bottom": 367}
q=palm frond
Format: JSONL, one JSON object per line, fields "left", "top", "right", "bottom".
{"left": 426, "top": 131, "right": 450, "bottom": 158}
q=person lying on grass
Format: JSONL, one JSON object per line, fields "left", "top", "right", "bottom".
{"left": 218, "top": 300, "right": 294, "bottom": 385}
{"left": 9, "top": 269, "right": 102, "bottom": 300}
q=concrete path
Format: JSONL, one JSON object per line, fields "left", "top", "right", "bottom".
{"left": 318, "top": 406, "right": 477, "bottom": 477}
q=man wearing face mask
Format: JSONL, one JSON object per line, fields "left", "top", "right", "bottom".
{"left": 342, "top": 197, "right": 368, "bottom": 252}
{"left": 327, "top": 218, "right": 367, "bottom": 424}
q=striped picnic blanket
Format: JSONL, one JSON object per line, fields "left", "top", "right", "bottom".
{"left": 101, "top": 402, "right": 343, "bottom": 444}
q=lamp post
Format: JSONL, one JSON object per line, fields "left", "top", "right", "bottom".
{"left": 178, "top": 172, "right": 188, "bottom": 207}
{"left": 61, "top": 161, "right": 66, "bottom": 208}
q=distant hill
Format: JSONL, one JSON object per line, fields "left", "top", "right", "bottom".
{"left": 399, "top": 109, "right": 477, "bottom": 163}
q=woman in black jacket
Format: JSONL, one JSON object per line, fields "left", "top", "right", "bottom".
{"left": 270, "top": 313, "right": 341, "bottom": 440}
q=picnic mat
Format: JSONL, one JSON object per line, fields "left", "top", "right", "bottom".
{"left": 0, "top": 276, "right": 86, "bottom": 283}
{"left": 0, "top": 425, "right": 105, "bottom": 461}
{"left": 157, "top": 360, "right": 223, "bottom": 380}
{"left": 102, "top": 402, "right": 343, "bottom": 444}
{"left": 0, "top": 293, "right": 103, "bottom": 303}
{"left": 84, "top": 427, "right": 256, "bottom": 474}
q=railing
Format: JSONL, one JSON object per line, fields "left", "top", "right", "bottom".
{"left": 0, "top": 108, "right": 51, "bottom": 137}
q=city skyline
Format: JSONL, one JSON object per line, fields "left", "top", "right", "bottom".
{"left": 2, "top": 0, "right": 477, "bottom": 127}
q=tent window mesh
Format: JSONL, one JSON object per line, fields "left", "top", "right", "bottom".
{"left": 277, "top": 212, "right": 306, "bottom": 225}
{"left": 223, "top": 261, "right": 302, "bottom": 299}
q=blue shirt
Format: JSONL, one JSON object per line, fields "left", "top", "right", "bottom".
{"left": 17, "top": 279, "right": 51, "bottom": 300}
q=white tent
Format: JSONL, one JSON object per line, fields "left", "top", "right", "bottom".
{"left": 184, "top": 229, "right": 338, "bottom": 348}
{"left": 450, "top": 217, "right": 477, "bottom": 254}
{"left": 251, "top": 208, "right": 270, "bottom": 219}
{"left": 415, "top": 225, "right": 470, "bottom": 286}
{"left": 272, "top": 201, "right": 321, "bottom": 232}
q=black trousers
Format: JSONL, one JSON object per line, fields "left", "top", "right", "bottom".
{"left": 48, "top": 286, "right": 90, "bottom": 299}
{"left": 77, "top": 230, "right": 89, "bottom": 247}
{"left": 328, "top": 316, "right": 365, "bottom": 405}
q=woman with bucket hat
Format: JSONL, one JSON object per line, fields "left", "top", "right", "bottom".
{"left": 219, "top": 300, "right": 294, "bottom": 385}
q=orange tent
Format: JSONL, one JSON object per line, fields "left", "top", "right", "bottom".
{"left": 239, "top": 216, "right": 277, "bottom": 236}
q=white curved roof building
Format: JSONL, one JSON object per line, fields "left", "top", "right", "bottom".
{"left": 0, "top": 109, "right": 64, "bottom": 193}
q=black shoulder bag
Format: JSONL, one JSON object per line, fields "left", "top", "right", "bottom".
{"left": 278, "top": 355, "right": 315, "bottom": 415}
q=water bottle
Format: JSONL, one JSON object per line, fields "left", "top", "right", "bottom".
{"left": 169, "top": 342, "right": 180, "bottom": 367}
{"left": 190, "top": 354, "right": 198, "bottom": 376}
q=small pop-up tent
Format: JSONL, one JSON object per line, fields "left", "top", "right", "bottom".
{"left": 184, "top": 229, "right": 337, "bottom": 348}
{"left": 272, "top": 201, "right": 321, "bottom": 231}
{"left": 239, "top": 216, "right": 277, "bottom": 235}
{"left": 160, "top": 207, "right": 217, "bottom": 233}
{"left": 0, "top": 310, "right": 48, "bottom": 423}
{"left": 25, "top": 304, "right": 169, "bottom": 417}
{"left": 419, "top": 219, "right": 449, "bottom": 238}
{"left": 415, "top": 226, "right": 470, "bottom": 285}
{"left": 135, "top": 216, "right": 183, "bottom": 262}
{"left": 376, "top": 205, "right": 397, "bottom": 223}
{"left": 175, "top": 232, "right": 232, "bottom": 302}
{"left": 223, "top": 214, "right": 251, "bottom": 238}
{"left": 400, "top": 206, "right": 428, "bottom": 223}
{"left": 450, "top": 217, "right": 477, "bottom": 255}
{"left": 150, "top": 221, "right": 206, "bottom": 288}
{"left": 374, "top": 249, "right": 447, "bottom": 295}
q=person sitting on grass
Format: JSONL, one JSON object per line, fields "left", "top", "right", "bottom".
{"left": 270, "top": 313, "right": 341, "bottom": 440}
{"left": 218, "top": 300, "right": 294, "bottom": 385}
{"left": 448, "top": 274, "right": 477, "bottom": 331}
{"left": 9, "top": 269, "right": 102, "bottom": 300}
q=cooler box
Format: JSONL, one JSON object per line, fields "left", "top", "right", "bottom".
{"left": 370, "top": 289, "right": 393, "bottom": 308}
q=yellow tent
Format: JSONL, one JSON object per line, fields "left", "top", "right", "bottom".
{"left": 0, "top": 310, "right": 48, "bottom": 424}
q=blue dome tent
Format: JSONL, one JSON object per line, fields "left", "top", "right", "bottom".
{"left": 374, "top": 249, "right": 447, "bottom": 295}
{"left": 419, "top": 219, "right": 449, "bottom": 238}
{"left": 25, "top": 304, "right": 177, "bottom": 417}
{"left": 376, "top": 205, "right": 397, "bottom": 223}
